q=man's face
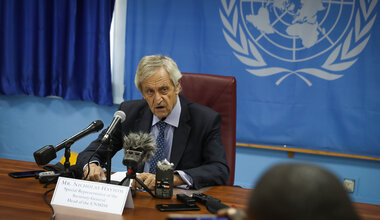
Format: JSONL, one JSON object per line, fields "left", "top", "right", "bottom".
{"left": 141, "top": 67, "right": 180, "bottom": 120}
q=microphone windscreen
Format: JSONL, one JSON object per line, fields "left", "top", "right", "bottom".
{"left": 92, "top": 120, "right": 104, "bottom": 132}
{"left": 33, "top": 145, "right": 57, "bottom": 166}
{"left": 123, "top": 132, "right": 157, "bottom": 163}
{"left": 114, "top": 111, "right": 126, "bottom": 123}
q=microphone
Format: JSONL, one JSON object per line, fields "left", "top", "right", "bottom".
{"left": 33, "top": 120, "right": 104, "bottom": 166}
{"left": 122, "top": 132, "right": 157, "bottom": 169}
{"left": 101, "top": 110, "right": 126, "bottom": 144}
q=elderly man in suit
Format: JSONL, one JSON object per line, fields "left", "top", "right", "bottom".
{"left": 76, "top": 55, "right": 229, "bottom": 190}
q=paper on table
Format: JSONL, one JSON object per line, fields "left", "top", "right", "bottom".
{"left": 111, "top": 171, "right": 128, "bottom": 183}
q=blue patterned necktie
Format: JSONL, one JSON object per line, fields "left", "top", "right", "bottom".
{"left": 149, "top": 121, "right": 167, "bottom": 174}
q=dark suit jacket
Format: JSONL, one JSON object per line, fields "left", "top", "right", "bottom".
{"left": 76, "top": 95, "right": 229, "bottom": 189}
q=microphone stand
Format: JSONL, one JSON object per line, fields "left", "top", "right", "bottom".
{"left": 43, "top": 141, "right": 74, "bottom": 187}
{"left": 102, "top": 134, "right": 113, "bottom": 184}
{"left": 119, "top": 168, "right": 155, "bottom": 198}
{"left": 106, "top": 145, "right": 112, "bottom": 184}
{"left": 62, "top": 141, "right": 74, "bottom": 177}
{"left": 101, "top": 134, "right": 120, "bottom": 184}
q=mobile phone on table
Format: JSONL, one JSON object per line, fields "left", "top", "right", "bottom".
{"left": 166, "top": 213, "right": 228, "bottom": 220}
{"left": 8, "top": 170, "right": 45, "bottom": 178}
{"left": 156, "top": 203, "right": 200, "bottom": 212}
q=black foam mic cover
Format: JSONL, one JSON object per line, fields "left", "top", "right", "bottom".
{"left": 33, "top": 145, "right": 56, "bottom": 166}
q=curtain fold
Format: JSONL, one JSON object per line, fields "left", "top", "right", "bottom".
{"left": 0, "top": 0, "right": 115, "bottom": 105}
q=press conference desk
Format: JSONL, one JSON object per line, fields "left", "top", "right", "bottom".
{"left": 0, "top": 159, "right": 248, "bottom": 219}
{"left": 0, "top": 159, "right": 379, "bottom": 220}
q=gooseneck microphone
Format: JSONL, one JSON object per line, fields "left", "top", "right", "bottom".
{"left": 122, "top": 132, "right": 157, "bottom": 169}
{"left": 33, "top": 120, "right": 104, "bottom": 166}
{"left": 101, "top": 110, "right": 126, "bottom": 144}
{"left": 102, "top": 110, "right": 126, "bottom": 184}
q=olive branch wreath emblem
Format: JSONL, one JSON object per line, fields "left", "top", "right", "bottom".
{"left": 219, "top": 0, "right": 378, "bottom": 86}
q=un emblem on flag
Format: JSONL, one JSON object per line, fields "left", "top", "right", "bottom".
{"left": 220, "top": 0, "right": 378, "bottom": 86}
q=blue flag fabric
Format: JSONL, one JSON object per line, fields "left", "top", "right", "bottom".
{"left": 124, "top": 0, "right": 380, "bottom": 157}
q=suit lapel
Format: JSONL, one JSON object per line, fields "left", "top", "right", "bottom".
{"left": 170, "top": 96, "right": 191, "bottom": 169}
{"left": 135, "top": 105, "right": 153, "bottom": 133}
{"left": 135, "top": 103, "right": 153, "bottom": 172}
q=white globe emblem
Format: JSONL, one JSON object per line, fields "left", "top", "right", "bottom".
{"left": 220, "top": 0, "right": 377, "bottom": 85}
{"left": 241, "top": 0, "right": 354, "bottom": 62}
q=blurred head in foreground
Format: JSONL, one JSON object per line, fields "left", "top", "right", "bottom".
{"left": 247, "top": 163, "right": 360, "bottom": 220}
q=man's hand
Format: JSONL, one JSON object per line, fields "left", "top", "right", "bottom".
{"left": 173, "top": 174, "right": 185, "bottom": 186}
{"left": 136, "top": 173, "right": 156, "bottom": 190}
{"left": 83, "top": 163, "right": 106, "bottom": 181}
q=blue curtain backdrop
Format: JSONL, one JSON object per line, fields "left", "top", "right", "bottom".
{"left": 124, "top": 0, "right": 380, "bottom": 158}
{"left": 0, "top": 0, "right": 114, "bottom": 105}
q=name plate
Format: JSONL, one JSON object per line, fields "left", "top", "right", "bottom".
{"left": 51, "top": 177, "right": 133, "bottom": 215}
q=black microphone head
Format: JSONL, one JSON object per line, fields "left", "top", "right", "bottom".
{"left": 92, "top": 120, "right": 104, "bottom": 132}
{"left": 33, "top": 145, "right": 57, "bottom": 166}
{"left": 114, "top": 111, "right": 126, "bottom": 123}
{"left": 123, "top": 132, "right": 157, "bottom": 164}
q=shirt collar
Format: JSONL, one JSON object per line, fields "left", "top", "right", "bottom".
{"left": 152, "top": 95, "right": 181, "bottom": 128}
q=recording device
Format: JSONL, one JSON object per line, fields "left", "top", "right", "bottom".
{"left": 8, "top": 170, "right": 45, "bottom": 178}
{"left": 176, "top": 194, "right": 197, "bottom": 206}
{"left": 156, "top": 203, "right": 200, "bottom": 212}
{"left": 122, "top": 132, "right": 157, "bottom": 170}
{"left": 192, "top": 193, "right": 230, "bottom": 214}
{"left": 156, "top": 193, "right": 200, "bottom": 212}
{"left": 8, "top": 170, "right": 62, "bottom": 184}
{"left": 33, "top": 120, "right": 104, "bottom": 166}
{"left": 155, "top": 159, "right": 174, "bottom": 199}
{"left": 38, "top": 171, "right": 61, "bottom": 183}
{"left": 101, "top": 110, "right": 126, "bottom": 144}
{"left": 192, "top": 193, "right": 221, "bottom": 204}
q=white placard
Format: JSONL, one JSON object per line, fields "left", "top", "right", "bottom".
{"left": 51, "top": 177, "right": 134, "bottom": 215}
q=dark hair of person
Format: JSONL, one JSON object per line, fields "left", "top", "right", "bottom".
{"left": 247, "top": 163, "right": 360, "bottom": 220}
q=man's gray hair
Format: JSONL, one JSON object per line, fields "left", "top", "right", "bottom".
{"left": 134, "top": 55, "right": 182, "bottom": 92}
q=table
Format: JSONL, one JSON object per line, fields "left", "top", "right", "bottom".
{"left": 0, "top": 159, "right": 248, "bottom": 219}
{"left": 0, "top": 159, "right": 379, "bottom": 220}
